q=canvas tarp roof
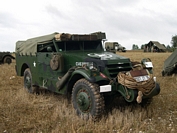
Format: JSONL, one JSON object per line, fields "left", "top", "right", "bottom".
{"left": 151, "top": 41, "right": 166, "bottom": 50}
{"left": 164, "top": 49, "right": 177, "bottom": 70}
{"left": 15, "top": 32, "right": 73, "bottom": 55}
{"left": 15, "top": 32, "right": 106, "bottom": 55}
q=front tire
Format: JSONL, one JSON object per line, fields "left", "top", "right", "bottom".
{"left": 71, "top": 79, "right": 105, "bottom": 120}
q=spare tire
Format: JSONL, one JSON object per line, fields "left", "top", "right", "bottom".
{"left": 50, "top": 55, "right": 59, "bottom": 70}
{"left": 50, "top": 54, "right": 64, "bottom": 71}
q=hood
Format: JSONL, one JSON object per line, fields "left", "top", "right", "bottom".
{"left": 87, "top": 52, "right": 128, "bottom": 60}
{"left": 64, "top": 51, "right": 132, "bottom": 78}
{"left": 84, "top": 52, "right": 131, "bottom": 75}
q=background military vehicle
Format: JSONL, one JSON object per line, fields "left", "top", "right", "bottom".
{"left": 15, "top": 32, "right": 160, "bottom": 120}
{"left": 162, "top": 49, "right": 177, "bottom": 76}
{"left": 105, "top": 42, "right": 126, "bottom": 53}
{"left": 0, "top": 52, "right": 15, "bottom": 64}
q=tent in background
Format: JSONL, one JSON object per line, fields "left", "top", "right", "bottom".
{"left": 144, "top": 41, "right": 166, "bottom": 52}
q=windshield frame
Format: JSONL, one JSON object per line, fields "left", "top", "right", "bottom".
{"left": 55, "top": 40, "right": 104, "bottom": 52}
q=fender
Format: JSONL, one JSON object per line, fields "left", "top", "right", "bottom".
{"left": 3, "top": 54, "right": 15, "bottom": 60}
{"left": 57, "top": 68, "right": 96, "bottom": 92}
{"left": 60, "top": 67, "right": 110, "bottom": 94}
{"left": 9, "top": 55, "right": 15, "bottom": 59}
{"left": 71, "top": 68, "right": 96, "bottom": 82}
{"left": 70, "top": 68, "right": 109, "bottom": 83}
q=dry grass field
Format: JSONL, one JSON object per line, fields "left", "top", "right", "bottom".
{"left": 0, "top": 52, "right": 177, "bottom": 133}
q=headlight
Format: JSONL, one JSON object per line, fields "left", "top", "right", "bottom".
{"left": 141, "top": 58, "right": 153, "bottom": 68}
{"left": 144, "top": 62, "right": 153, "bottom": 68}
{"left": 141, "top": 58, "right": 153, "bottom": 74}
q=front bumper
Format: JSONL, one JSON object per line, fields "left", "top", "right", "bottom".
{"left": 115, "top": 82, "right": 160, "bottom": 103}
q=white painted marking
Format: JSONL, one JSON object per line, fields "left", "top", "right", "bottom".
{"left": 33, "top": 61, "right": 36, "bottom": 67}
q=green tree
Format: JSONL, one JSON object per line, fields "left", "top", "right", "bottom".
{"left": 166, "top": 45, "right": 171, "bottom": 49}
{"left": 132, "top": 44, "right": 135, "bottom": 50}
{"left": 132, "top": 44, "right": 139, "bottom": 50}
{"left": 171, "top": 35, "right": 177, "bottom": 48}
{"left": 141, "top": 44, "right": 145, "bottom": 49}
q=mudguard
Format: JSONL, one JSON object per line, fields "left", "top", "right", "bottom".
{"left": 70, "top": 68, "right": 108, "bottom": 83}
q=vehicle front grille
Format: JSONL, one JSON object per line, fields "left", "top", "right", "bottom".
{"left": 106, "top": 62, "right": 132, "bottom": 78}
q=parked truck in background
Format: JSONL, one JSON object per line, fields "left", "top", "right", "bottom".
{"left": 0, "top": 52, "right": 15, "bottom": 64}
{"left": 105, "top": 42, "right": 126, "bottom": 53}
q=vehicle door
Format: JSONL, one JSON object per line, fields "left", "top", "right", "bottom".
{"left": 37, "top": 43, "right": 64, "bottom": 90}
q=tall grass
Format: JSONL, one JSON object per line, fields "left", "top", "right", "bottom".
{"left": 0, "top": 52, "right": 176, "bottom": 133}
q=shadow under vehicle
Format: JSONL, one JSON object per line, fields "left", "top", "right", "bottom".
{"left": 162, "top": 49, "right": 177, "bottom": 76}
{"left": 15, "top": 32, "right": 160, "bottom": 120}
{"left": 0, "top": 52, "right": 15, "bottom": 64}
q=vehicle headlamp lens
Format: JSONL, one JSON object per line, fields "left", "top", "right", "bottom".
{"left": 141, "top": 58, "right": 153, "bottom": 68}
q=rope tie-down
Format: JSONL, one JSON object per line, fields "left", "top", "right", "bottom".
{"left": 117, "top": 69, "right": 156, "bottom": 103}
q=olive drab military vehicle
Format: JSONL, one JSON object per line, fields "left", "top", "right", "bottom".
{"left": 162, "top": 49, "right": 177, "bottom": 76}
{"left": 0, "top": 52, "right": 15, "bottom": 64}
{"left": 15, "top": 32, "right": 160, "bottom": 120}
{"left": 105, "top": 42, "right": 126, "bottom": 53}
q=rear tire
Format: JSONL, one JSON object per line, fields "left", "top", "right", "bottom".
{"left": 71, "top": 78, "right": 105, "bottom": 120}
{"left": 24, "top": 68, "right": 35, "bottom": 93}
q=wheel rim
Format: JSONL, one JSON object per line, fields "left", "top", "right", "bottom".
{"left": 76, "top": 88, "right": 91, "bottom": 113}
{"left": 25, "top": 75, "right": 31, "bottom": 89}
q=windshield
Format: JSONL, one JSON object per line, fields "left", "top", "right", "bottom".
{"left": 56, "top": 40, "right": 103, "bottom": 51}
{"left": 114, "top": 43, "right": 118, "bottom": 46}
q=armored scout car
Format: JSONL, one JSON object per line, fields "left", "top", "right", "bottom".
{"left": 0, "top": 52, "right": 15, "bottom": 64}
{"left": 15, "top": 32, "right": 160, "bottom": 119}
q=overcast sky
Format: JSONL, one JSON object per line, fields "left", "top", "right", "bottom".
{"left": 0, "top": 0, "right": 177, "bottom": 51}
